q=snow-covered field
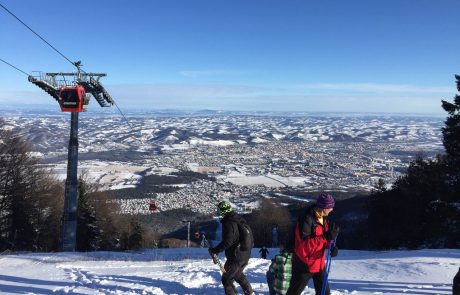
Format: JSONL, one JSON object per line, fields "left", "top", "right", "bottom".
{"left": 0, "top": 248, "right": 457, "bottom": 295}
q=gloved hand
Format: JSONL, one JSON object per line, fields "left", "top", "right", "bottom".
{"left": 331, "top": 245, "right": 339, "bottom": 257}
{"left": 208, "top": 247, "right": 218, "bottom": 256}
{"left": 209, "top": 248, "right": 219, "bottom": 264}
{"left": 325, "top": 223, "right": 340, "bottom": 241}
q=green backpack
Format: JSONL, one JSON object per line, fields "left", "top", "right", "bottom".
{"left": 267, "top": 251, "right": 292, "bottom": 295}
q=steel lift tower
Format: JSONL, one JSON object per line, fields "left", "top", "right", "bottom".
{"left": 28, "top": 61, "right": 114, "bottom": 251}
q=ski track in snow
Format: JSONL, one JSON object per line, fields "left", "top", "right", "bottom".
{"left": 0, "top": 248, "right": 457, "bottom": 295}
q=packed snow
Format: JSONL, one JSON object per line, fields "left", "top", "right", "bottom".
{"left": 0, "top": 248, "right": 457, "bottom": 294}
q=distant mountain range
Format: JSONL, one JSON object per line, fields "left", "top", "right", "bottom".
{"left": 1, "top": 110, "right": 444, "bottom": 156}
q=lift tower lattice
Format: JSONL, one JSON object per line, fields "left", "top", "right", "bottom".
{"left": 28, "top": 61, "right": 114, "bottom": 251}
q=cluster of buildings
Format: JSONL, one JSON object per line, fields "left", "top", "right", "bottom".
{"left": 115, "top": 139, "right": 436, "bottom": 215}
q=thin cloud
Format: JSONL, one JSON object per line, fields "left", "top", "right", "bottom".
{"left": 299, "top": 83, "right": 452, "bottom": 94}
{"left": 105, "top": 83, "right": 445, "bottom": 114}
{"left": 108, "top": 83, "right": 267, "bottom": 98}
{"left": 179, "top": 70, "right": 244, "bottom": 78}
{"left": 7, "top": 82, "right": 447, "bottom": 114}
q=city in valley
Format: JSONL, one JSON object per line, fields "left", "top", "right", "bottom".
{"left": 1, "top": 110, "right": 444, "bottom": 216}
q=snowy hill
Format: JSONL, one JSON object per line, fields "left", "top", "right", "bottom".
{"left": 0, "top": 248, "right": 458, "bottom": 294}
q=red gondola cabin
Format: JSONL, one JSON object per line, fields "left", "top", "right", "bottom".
{"left": 58, "top": 86, "right": 86, "bottom": 112}
{"left": 149, "top": 202, "right": 157, "bottom": 213}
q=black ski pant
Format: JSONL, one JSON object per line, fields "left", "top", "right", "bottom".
{"left": 222, "top": 259, "right": 253, "bottom": 295}
{"left": 286, "top": 253, "right": 330, "bottom": 295}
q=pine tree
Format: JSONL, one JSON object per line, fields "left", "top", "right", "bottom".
{"left": 91, "top": 190, "right": 122, "bottom": 251}
{"left": 0, "top": 127, "right": 34, "bottom": 250}
{"left": 76, "top": 176, "right": 101, "bottom": 251}
{"left": 441, "top": 74, "right": 460, "bottom": 196}
{"left": 74, "top": 175, "right": 124, "bottom": 251}
{"left": 129, "top": 219, "right": 143, "bottom": 250}
{"left": 441, "top": 75, "right": 460, "bottom": 162}
{"left": 0, "top": 122, "right": 62, "bottom": 251}
{"left": 119, "top": 217, "right": 144, "bottom": 250}
{"left": 372, "top": 178, "right": 387, "bottom": 193}
{"left": 34, "top": 180, "right": 63, "bottom": 251}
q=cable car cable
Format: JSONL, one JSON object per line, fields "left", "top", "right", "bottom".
{"left": 0, "top": 58, "right": 29, "bottom": 76}
{"left": 1, "top": 4, "right": 143, "bottom": 144}
{"left": 113, "top": 102, "right": 134, "bottom": 129}
{"left": 0, "top": 3, "right": 76, "bottom": 68}
{"left": 1, "top": 5, "right": 129, "bottom": 112}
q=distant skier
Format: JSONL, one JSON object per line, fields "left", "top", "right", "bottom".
{"left": 209, "top": 201, "right": 254, "bottom": 295}
{"left": 286, "top": 193, "right": 340, "bottom": 295}
{"left": 259, "top": 246, "right": 269, "bottom": 259}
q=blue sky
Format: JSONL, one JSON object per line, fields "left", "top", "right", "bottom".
{"left": 1, "top": 0, "right": 459, "bottom": 113}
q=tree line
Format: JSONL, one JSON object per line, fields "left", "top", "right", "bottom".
{"left": 0, "top": 123, "right": 157, "bottom": 252}
{"left": 0, "top": 129, "right": 63, "bottom": 251}
{"left": 365, "top": 75, "right": 460, "bottom": 249}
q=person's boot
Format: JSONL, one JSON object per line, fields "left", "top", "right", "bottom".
{"left": 240, "top": 279, "right": 253, "bottom": 295}
{"left": 223, "top": 284, "right": 237, "bottom": 295}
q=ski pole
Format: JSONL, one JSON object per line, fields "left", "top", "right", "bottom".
{"left": 209, "top": 249, "right": 226, "bottom": 273}
{"left": 320, "top": 237, "right": 337, "bottom": 295}
{"left": 214, "top": 254, "right": 226, "bottom": 273}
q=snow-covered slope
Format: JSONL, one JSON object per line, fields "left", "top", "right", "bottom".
{"left": 0, "top": 248, "right": 457, "bottom": 294}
